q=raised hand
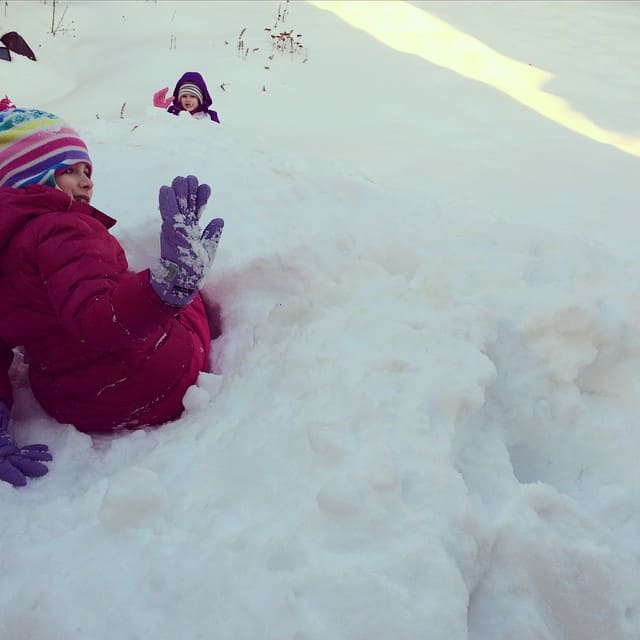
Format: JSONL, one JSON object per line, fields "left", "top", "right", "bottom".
{"left": 153, "top": 87, "right": 173, "bottom": 109}
{"left": 149, "top": 175, "right": 224, "bottom": 307}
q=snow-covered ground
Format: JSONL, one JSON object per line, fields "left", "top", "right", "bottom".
{"left": 2, "top": 1, "right": 640, "bottom": 638}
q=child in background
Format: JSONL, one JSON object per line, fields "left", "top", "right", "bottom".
{"left": 0, "top": 108, "right": 224, "bottom": 487}
{"left": 153, "top": 71, "right": 220, "bottom": 123}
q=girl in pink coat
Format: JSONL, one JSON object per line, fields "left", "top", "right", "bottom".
{"left": 0, "top": 107, "right": 224, "bottom": 487}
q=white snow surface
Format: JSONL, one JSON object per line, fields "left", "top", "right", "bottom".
{"left": 2, "top": 1, "right": 640, "bottom": 638}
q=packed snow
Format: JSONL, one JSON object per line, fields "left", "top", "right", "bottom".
{"left": 1, "top": 1, "right": 640, "bottom": 638}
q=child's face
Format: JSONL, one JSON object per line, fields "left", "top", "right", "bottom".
{"left": 180, "top": 93, "right": 200, "bottom": 113}
{"left": 55, "top": 163, "right": 93, "bottom": 204}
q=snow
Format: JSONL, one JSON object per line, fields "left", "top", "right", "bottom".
{"left": 1, "top": 0, "right": 640, "bottom": 638}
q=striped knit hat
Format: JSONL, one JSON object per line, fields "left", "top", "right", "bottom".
{"left": 178, "top": 82, "right": 203, "bottom": 104}
{"left": 0, "top": 108, "right": 92, "bottom": 188}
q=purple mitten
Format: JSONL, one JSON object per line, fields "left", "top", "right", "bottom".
{"left": 0, "top": 401, "right": 52, "bottom": 488}
{"left": 150, "top": 175, "right": 216, "bottom": 307}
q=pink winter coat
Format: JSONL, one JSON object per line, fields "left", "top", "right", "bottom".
{"left": 0, "top": 185, "right": 211, "bottom": 432}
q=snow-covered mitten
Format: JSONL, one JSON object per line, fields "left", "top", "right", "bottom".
{"left": 150, "top": 175, "right": 223, "bottom": 307}
{"left": 0, "top": 401, "right": 52, "bottom": 488}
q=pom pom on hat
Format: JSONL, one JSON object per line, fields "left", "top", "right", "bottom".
{"left": 178, "top": 82, "right": 203, "bottom": 104}
{"left": 0, "top": 108, "right": 92, "bottom": 188}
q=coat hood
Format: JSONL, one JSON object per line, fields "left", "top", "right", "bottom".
{"left": 167, "top": 71, "right": 220, "bottom": 123}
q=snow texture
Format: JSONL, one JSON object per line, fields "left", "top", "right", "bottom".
{"left": 1, "top": 1, "right": 640, "bottom": 639}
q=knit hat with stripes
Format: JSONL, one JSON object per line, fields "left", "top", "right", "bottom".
{"left": 178, "top": 82, "right": 203, "bottom": 104}
{"left": 0, "top": 108, "right": 92, "bottom": 188}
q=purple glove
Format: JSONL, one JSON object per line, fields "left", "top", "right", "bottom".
{"left": 0, "top": 401, "right": 52, "bottom": 488}
{"left": 150, "top": 175, "right": 224, "bottom": 307}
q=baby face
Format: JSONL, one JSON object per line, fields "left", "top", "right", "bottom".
{"left": 180, "top": 93, "right": 200, "bottom": 112}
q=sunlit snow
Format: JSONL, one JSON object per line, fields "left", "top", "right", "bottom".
{"left": 1, "top": 1, "right": 640, "bottom": 638}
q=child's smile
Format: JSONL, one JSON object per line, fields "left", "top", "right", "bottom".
{"left": 180, "top": 93, "right": 200, "bottom": 112}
